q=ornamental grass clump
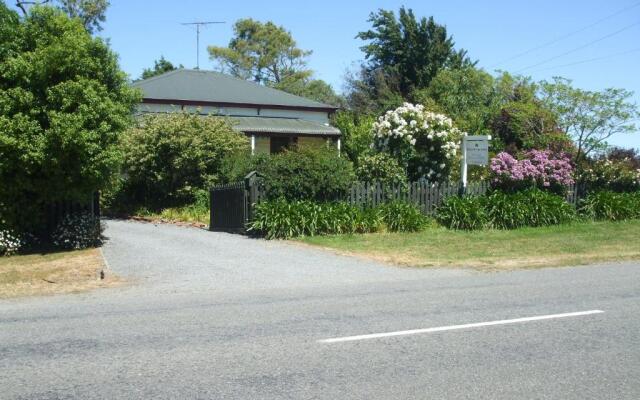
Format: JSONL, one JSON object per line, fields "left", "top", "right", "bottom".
{"left": 485, "top": 189, "right": 576, "bottom": 229}
{"left": 490, "top": 150, "right": 574, "bottom": 195}
{"left": 373, "top": 103, "right": 462, "bottom": 182}
{"left": 249, "top": 200, "right": 381, "bottom": 239}
{"left": 579, "top": 191, "right": 640, "bottom": 221}
{"left": 379, "top": 201, "right": 428, "bottom": 232}
{"left": 435, "top": 196, "right": 489, "bottom": 230}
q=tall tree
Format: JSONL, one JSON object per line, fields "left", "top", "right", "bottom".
{"left": 490, "top": 73, "right": 572, "bottom": 153}
{"left": 15, "top": 0, "right": 109, "bottom": 33}
{"left": 350, "top": 7, "right": 474, "bottom": 113}
{"left": 0, "top": 3, "right": 139, "bottom": 232}
{"left": 540, "top": 77, "right": 639, "bottom": 164}
{"left": 415, "top": 66, "right": 497, "bottom": 135}
{"left": 208, "top": 18, "right": 312, "bottom": 85}
{"left": 273, "top": 76, "right": 344, "bottom": 106}
{"left": 140, "top": 56, "right": 183, "bottom": 80}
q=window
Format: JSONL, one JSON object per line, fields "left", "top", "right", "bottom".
{"left": 270, "top": 136, "right": 295, "bottom": 153}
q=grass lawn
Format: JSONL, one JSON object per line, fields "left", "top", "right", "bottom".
{"left": 0, "top": 248, "right": 122, "bottom": 299}
{"left": 298, "top": 220, "right": 640, "bottom": 270}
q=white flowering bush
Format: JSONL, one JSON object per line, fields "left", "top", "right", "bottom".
{"left": 0, "top": 228, "right": 22, "bottom": 256}
{"left": 373, "top": 103, "right": 463, "bottom": 182}
{"left": 52, "top": 213, "right": 102, "bottom": 250}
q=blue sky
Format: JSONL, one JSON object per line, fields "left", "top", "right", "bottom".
{"left": 16, "top": 0, "right": 640, "bottom": 149}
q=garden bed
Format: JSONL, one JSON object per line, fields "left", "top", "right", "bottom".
{"left": 297, "top": 220, "right": 640, "bottom": 270}
{"left": 0, "top": 249, "right": 123, "bottom": 299}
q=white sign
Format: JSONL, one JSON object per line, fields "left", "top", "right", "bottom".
{"left": 464, "top": 135, "right": 489, "bottom": 166}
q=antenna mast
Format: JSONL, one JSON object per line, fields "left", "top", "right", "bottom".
{"left": 181, "top": 21, "right": 225, "bottom": 69}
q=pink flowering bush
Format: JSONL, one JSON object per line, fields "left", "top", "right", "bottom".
{"left": 490, "top": 150, "right": 574, "bottom": 194}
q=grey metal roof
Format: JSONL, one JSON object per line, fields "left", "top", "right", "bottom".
{"left": 132, "top": 69, "right": 338, "bottom": 110}
{"left": 230, "top": 116, "right": 341, "bottom": 136}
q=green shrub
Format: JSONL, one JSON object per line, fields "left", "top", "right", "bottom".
{"left": 435, "top": 196, "right": 489, "bottom": 230}
{"left": 356, "top": 153, "right": 408, "bottom": 191}
{"left": 249, "top": 200, "right": 379, "bottom": 239}
{"left": 379, "top": 201, "right": 427, "bottom": 232}
{"left": 51, "top": 213, "right": 102, "bottom": 250}
{"left": 486, "top": 189, "right": 576, "bottom": 229}
{"left": 436, "top": 189, "right": 575, "bottom": 230}
{"left": 256, "top": 146, "right": 355, "bottom": 202}
{"left": 118, "top": 112, "right": 248, "bottom": 210}
{"left": 220, "top": 150, "right": 270, "bottom": 183}
{"left": 0, "top": 5, "right": 140, "bottom": 234}
{"left": 579, "top": 191, "right": 640, "bottom": 221}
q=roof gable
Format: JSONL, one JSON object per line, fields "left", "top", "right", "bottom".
{"left": 132, "top": 69, "right": 337, "bottom": 110}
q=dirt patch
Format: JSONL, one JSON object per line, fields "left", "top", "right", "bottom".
{"left": 0, "top": 248, "right": 124, "bottom": 299}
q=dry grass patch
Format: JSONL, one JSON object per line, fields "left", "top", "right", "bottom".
{"left": 0, "top": 248, "right": 123, "bottom": 299}
{"left": 298, "top": 220, "right": 640, "bottom": 271}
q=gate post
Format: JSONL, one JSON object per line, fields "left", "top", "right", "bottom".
{"left": 243, "top": 171, "right": 262, "bottom": 226}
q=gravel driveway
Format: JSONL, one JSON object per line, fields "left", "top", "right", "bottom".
{"left": 101, "top": 219, "right": 463, "bottom": 295}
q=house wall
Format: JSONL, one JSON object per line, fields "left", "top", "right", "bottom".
{"left": 138, "top": 102, "right": 330, "bottom": 124}
{"left": 297, "top": 136, "right": 327, "bottom": 148}
{"left": 254, "top": 136, "right": 270, "bottom": 154}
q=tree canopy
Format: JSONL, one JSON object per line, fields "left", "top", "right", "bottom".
{"left": 0, "top": 3, "right": 139, "bottom": 232}
{"left": 208, "top": 18, "right": 343, "bottom": 105}
{"left": 15, "top": 0, "right": 109, "bottom": 33}
{"left": 349, "top": 7, "right": 474, "bottom": 113}
{"left": 540, "top": 77, "right": 639, "bottom": 164}
{"left": 208, "top": 18, "right": 312, "bottom": 85}
{"left": 140, "top": 56, "right": 183, "bottom": 80}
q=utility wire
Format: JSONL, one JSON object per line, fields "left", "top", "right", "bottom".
{"left": 527, "top": 47, "right": 640, "bottom": 73}
{"left": 490, "top": 1, "right": 640, "bottom": 68}
{"left": 515, "top": 20, "right": 640, "bottom": 73}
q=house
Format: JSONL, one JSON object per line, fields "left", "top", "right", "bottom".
{"left": 132, "top": 69, "right": 341, "bottom": 154}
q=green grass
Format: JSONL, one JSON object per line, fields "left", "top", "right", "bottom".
{"left": 135, "top": 204, "right": 209, "bottom": 226}
{"left": 298, "top": 220, "right": 640, "bottom": 270}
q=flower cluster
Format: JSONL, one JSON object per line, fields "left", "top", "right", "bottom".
{"left": 372, "top": 103, "right": 462, "bottom": 181}
{"left": 490, "top": 150, "right": 574, "bottom": 194}
{"left": 52, "top": 213, "right": 102, "bottom": 250}
{"left": 0, "top": 229, "right": 22, "bottom": 256}
{"left": 579, "top": 159, "right": 640, "bottom": 192}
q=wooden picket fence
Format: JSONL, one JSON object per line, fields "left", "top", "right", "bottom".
{"left": 348, "top": 181, "right": 489, "bottom": 214}
{"left": 210, "top": 173, "right": 585, "bottom": 232}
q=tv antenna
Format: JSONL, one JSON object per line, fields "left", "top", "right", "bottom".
{"left": 181, "top": 21, "right": 225, "bottom": 69}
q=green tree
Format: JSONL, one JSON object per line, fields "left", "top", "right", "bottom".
{"left": 273, "top": 76, "right": 344, "bottom": 106}
{"left": 118, "top": 112, "right": 249, "bottom": 209}
{"left": 490, "top": 73, "right": 571, "bottom": 153}
{"left": 140, "top": 56, "right": 183, "bottom": 80}
{"left": 350, "top": 7, "right": 474, "bottom": 113}
{"left": 15, "top": 0, "right": 109, "bottom": 33}
{"left": 208, "top": 18, "right": 312, "bottom": 85}
{"left": 0, "top": 4, "right": 139, "bottom": 232}
{"left": 540, "top": 77, "right": 639, "bottom": 164}
{"left": 415, "top": 66, "right": 496, "bottom": 135}
{"left": 332, "top": 111, "right": 376, "bottom": 164}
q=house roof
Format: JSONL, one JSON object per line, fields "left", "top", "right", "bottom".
{"left": 132, "top": 69, "right": 338, "bottom": 111}
{"left": 230, "top": 116, "right": 341, "bottom": 136}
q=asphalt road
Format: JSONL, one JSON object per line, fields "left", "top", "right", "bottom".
{"left": 1, "top": 219, "right": 639, "bottom": 399}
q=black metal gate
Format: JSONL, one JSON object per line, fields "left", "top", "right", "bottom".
{"left": 209, "top": 172, "right": 263, "bottom": 233}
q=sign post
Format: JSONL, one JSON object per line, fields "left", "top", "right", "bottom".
{"left": 460, "top": 135, "right": 490, "bottom": 192}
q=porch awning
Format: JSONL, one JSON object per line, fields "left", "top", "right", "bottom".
{"left": 230, "top": 116, "right": 341, "bottom": 137}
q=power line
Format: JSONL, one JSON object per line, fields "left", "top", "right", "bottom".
{"left": 515, "top": 20, "right": 640, "bottom": 73}
{"left": 181, "top": 21, "right": 225, "bottom": 69}
{"left": 527, "top": 47, "right": 640, "bottom": 73}
{"left": 490, "top": 1, "right": 640, "bottom": 68}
